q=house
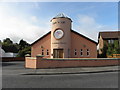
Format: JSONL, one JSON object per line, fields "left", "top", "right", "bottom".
{"left": 31, "top": 13, "right": 97, "bottom": 58}
{"left": 98, "top": 31, "right": 120, "bottom": 54}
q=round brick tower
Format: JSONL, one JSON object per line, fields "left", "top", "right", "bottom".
{"left": 51, "top": 13, "right": 72, "bottom": 58}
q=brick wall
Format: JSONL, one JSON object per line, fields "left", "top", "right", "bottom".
{"left": 25, "top": 57, "right": 119, "bottom": 69}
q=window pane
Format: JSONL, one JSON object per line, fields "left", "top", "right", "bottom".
{"left": 87, "top": 49, "right": 89, "bottom": 56}
{"left": 42, "top": 49, "right": 44, "bottom": 55}
{"left": 74, "top": 49, "right": 77, "bottom": 55}
{"left": 47, "top": 49, "right": 49, "bottom": 55}
{"left": 80, "top": 49, "right": 83, "bottom": 56}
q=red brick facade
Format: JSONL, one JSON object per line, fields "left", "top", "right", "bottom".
{"left": 31, "top": 14, "right": 97, "bottom": 58}
{"left": 31, "top": 30, "right": 97, "bottom": 58}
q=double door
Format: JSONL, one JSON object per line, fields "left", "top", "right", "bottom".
{"left": 53, "top": 49, "right": 63, "bottom": 58}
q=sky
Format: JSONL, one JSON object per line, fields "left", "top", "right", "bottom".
{"left": 0, "top": 1, "right": 118, "bottom": 44}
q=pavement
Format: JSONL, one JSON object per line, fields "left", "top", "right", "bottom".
{"left": 23, "top": 66, "right": 120, "bottom": 75}
{"left": 2, "top": 61, "right": 120, "bottom": 75}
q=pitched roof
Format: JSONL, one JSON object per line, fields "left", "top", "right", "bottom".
{"left": 71, "top": 30, "right": 97, "bottom": 45}
{"left": 98, "top": 31, "right": 120, "bottom": 39}
{"left": 31, "top": 31, "right": 51, "bottom": 46}
{"left": 31, "top": 30, "right": 97, "bottom": 46}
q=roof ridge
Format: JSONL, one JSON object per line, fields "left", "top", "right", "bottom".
{"left": 100, "top": 31, "right": 119, "bottom": 33}
{"left": 31, "top": 30, "right": 98, "bottom": 46}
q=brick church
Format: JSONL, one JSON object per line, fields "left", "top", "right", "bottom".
{"left": 31, "top": 13, "right": 97, "bottom": 58}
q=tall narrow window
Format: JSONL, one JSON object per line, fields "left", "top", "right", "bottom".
{"left": 87, "top": 49, "right": 90, "bottom": 56}
{"left": 68, "top": 49, "right": 70, "bottom": 58}
{"left": 111, "top": 40, "right": 114, "bottom": 44}
{"left": 108, "top": 40, "right": 111, "bottom": 44}
{"left": 42, "top": 49, "right": 44, "bottom": 55}
{"left": 74, "top": 49, "right": 77, "bottom": 56}
{"left": 80, "top": 49, "right": 83, "bottom": 56}
{"left": 46, "top": 49, "right": 49, "bottom": 55}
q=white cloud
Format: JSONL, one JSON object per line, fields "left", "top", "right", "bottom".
{"left": 0, "top": 14, "right": 50, "bottom": 44}
{"left": 75, "top": 14, "right": 112, "bottom": 42}
{"left": 0, "top": 2, "right": 52, "bottom": 44}
{"left": 31, "top": 16, "right": 39, "bottom": 23}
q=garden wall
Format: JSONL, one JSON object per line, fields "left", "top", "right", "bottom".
{"left": 25, "top": 56, "right": 119, "bottom": 69}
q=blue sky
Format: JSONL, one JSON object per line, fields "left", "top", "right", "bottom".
{"left": 0, "top": 2, "right": 118, "bottom": 43}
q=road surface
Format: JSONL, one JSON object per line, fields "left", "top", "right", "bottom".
{"left": 2, "top": 61, "right": 119, "bottom": 88}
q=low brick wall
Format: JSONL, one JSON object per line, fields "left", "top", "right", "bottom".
{"left": 25, "top": 57, "right": 119, "bottom": 69}
{"left": 25, "top": 57, "right": 37, "bottom": 68}
{"left": 2, "top": 57, "right": 25, "bottom": 62}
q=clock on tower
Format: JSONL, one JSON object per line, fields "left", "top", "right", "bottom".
{"left": 54, "top": 29, "right": 64, "bottom": 39}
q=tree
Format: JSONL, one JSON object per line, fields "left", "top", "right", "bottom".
{"left": 2, "top": 44, "right": 19, "bottom": 53}
{"left": 106, "top": 40, "right": 120, "bottom": 57}
{"left": 101, "top": 43, "right": 107, "bottom": 58}
{"left": 3, "top": 38, "right": 13, "bottom": 45}
{"left": 17, "top": 39, "right": 31, "bottom": 57}
{"left": 19, "top": 39, "right": 30, "bottom": 50}
{"left": 1, "top": 38, "right": 31, "bottom": 57}
{"left": 2, "top": 38, "right": 19, "bottom": 53}
{"left": 114, "top": 40, "right": 119, "bottom": 49}
{"left": 17, "top": 46, "right": 31, "bottom": 57}
{"left": 107, "top": 43, "right": 113, "bottom": 56}
{"left": 0, "top": 40, "right": 1, "bottom": 45}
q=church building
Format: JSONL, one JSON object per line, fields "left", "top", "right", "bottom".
{"left": 31, "top": 13, "right": 97, "bottom": 58}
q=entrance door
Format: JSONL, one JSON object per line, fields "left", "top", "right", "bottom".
{"left": 53, "top": 49, "right": 64, "bottom": 58}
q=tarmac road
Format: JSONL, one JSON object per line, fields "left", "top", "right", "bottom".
{"left": 2, "top": 61, "right": 119, "bottom": 88}
{"left": 2, "top": 71, "right": 118, "bottom": 88}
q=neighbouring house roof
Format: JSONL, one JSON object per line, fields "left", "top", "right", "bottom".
{"left": 31, "top": 30, "right": 97, "bottom": 46}
{"left": 98, "top": 31, "right": 120, "bottom": 39}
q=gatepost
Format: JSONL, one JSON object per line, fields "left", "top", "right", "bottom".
{"left": 36, "top": 54, "right": 44, "bottom": 68}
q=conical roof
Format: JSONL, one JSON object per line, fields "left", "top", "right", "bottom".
{"left": 52, "top": 13, "right": 72, "bottom": 22}
{"left": 54, "top": 13, "right": 68, "bottom": 18}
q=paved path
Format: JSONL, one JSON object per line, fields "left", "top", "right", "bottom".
{"left": 2, "top": 61, "right": 120, "bottom": 75}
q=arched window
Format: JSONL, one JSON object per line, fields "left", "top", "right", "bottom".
{"left": 87, "top": 49, "right": 90, "bottom": 56}
{"left": 80, "top": 49, "right": 83, "bottom": 56}
{"left": 46, "top": 49, "right": 49, "bottom": 55}
{"left": 42, "top": 49, "right": 44, "bottom": 55}
{"left": 74, "top": 49, "right": 77, "bottom": 56}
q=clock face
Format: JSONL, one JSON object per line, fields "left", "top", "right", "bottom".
{"left": 54, "top": 29, "right": 64, "bottom": 39}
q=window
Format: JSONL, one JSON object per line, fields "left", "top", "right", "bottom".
{"left": 108, "top": 40, "right": 114, "bottom": 44}
{"left": 87, "top": 49, "right": 90, "bottom": 56}
{"left": 42, "top": 49, "right": 44, "bottom": 55}
{"left": 46, "top": 49, "right": 49, "bottom": 55}
{"left": 74, "top": 49, "right": 77, "bottom": 56}
{"left": 68, "top": 49, "right": 70, "bottom": 57}
{"left": 80, "top": 49, "right": 83, "bottom": 56}
{"left": 61, "top": 21, "right": 65, "bottom": 23}
{"left": 111, "top": 40, "right": 114, "bottom": 44}
{"left": 108, "top": 40, "right": 111, "bottom": 43}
